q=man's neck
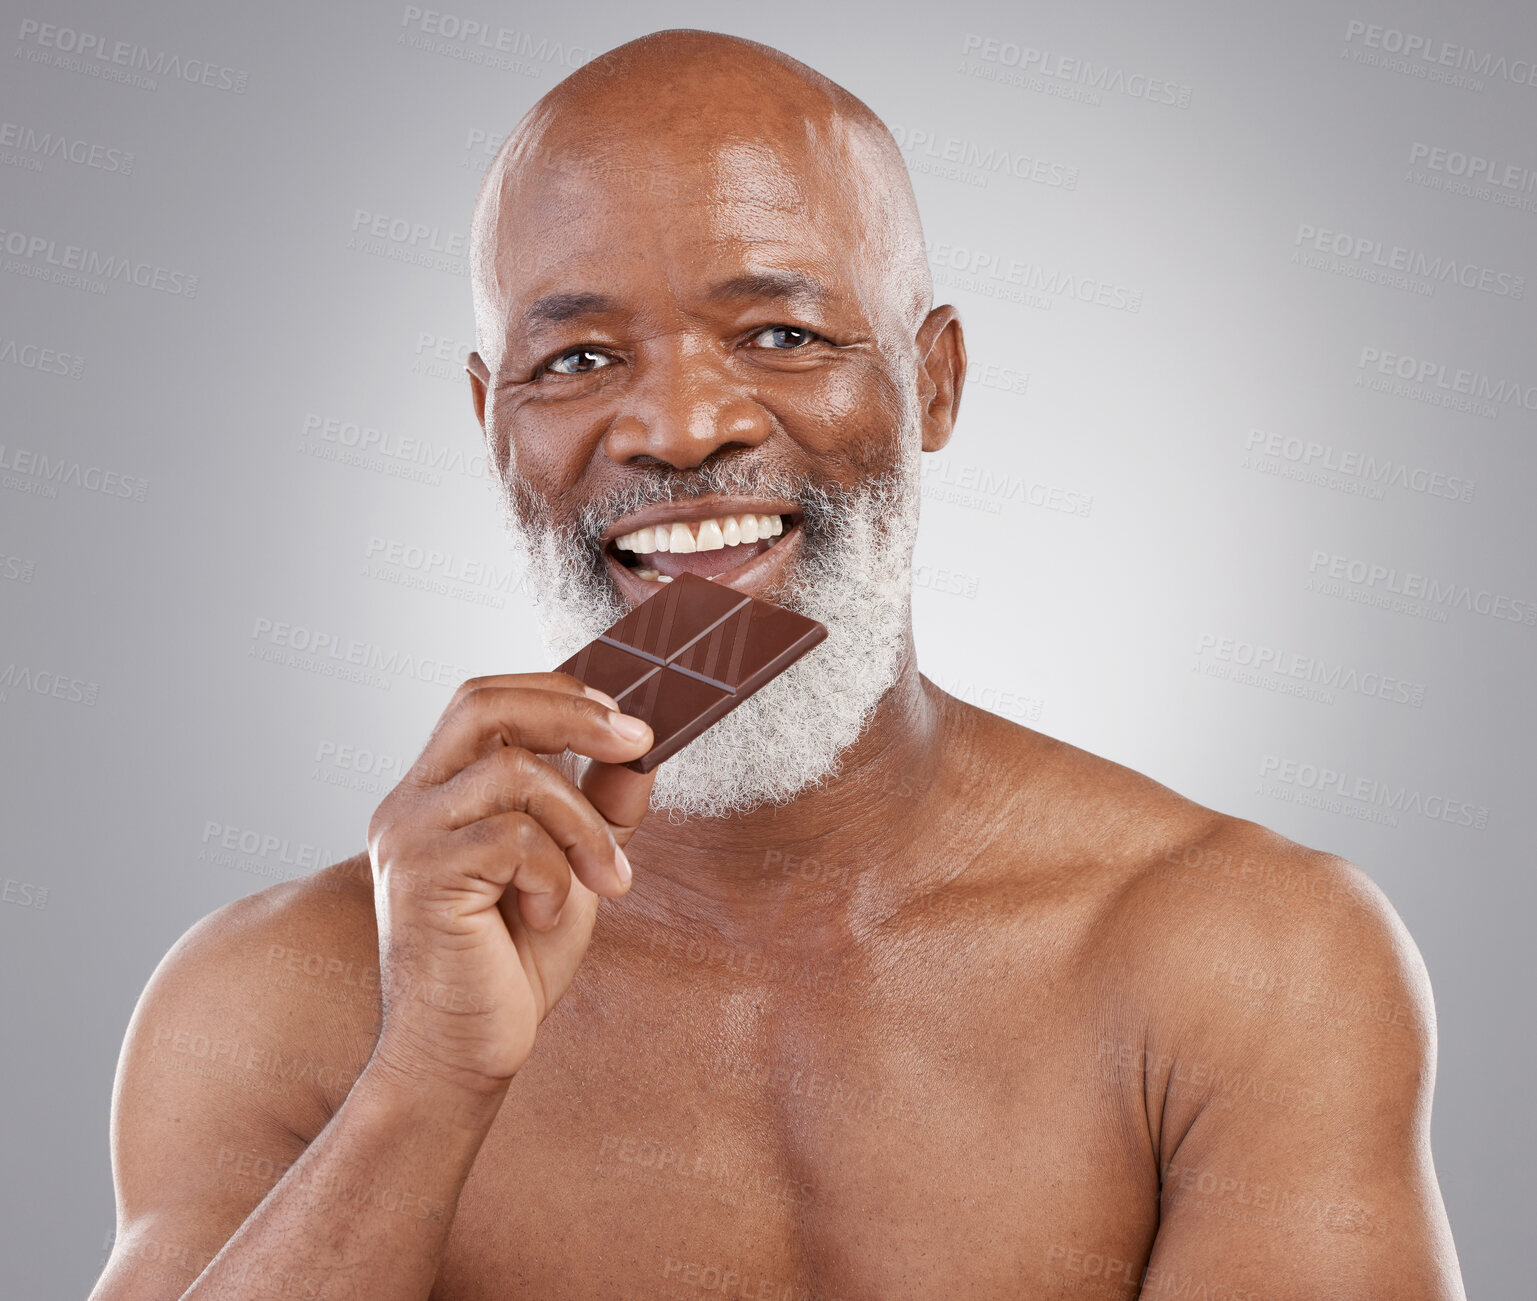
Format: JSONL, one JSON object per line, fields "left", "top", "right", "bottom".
{"left": 620, "top": 632, "right": 968, "bottom": 951}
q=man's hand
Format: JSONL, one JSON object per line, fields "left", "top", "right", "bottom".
{"left": 367, "top": 672, "right": 655, "bottom": 1093}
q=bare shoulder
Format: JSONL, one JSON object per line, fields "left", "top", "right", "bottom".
{"left": 1108, "top": 793, "right": 1433, "bottom": 1066}
{"left": 96, "top": 857, "right": 382, "bottom": 1296}
{"left": 158, "top": 854, "right": 379, "bottom": 976}
{"left": 1108, "top": 818, "right": 1460, "bottom": 1295}
{"left": 961, "top": 700, "right": 1426, "bottom": 996}
{"left": 947, "top": 698, "right": 1231, "bottom": 882}
{"left": 137, "top": 854, "right": 380, "bottom": 1025}
{"left": 117, "top": 854, "right": 382, "bottom": 1144}
{"left": 954, "top": 699, "right": 1433, "bottom": 1066}
{"left": 175, "top": 853, "right": 380, "bottom": 989}
{"left": 990, "top": 712, "right": 1437, "bottom": 1152}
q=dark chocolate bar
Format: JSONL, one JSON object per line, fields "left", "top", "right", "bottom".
{"left": 557, "top": 573, "right": 827, "bottom": 772}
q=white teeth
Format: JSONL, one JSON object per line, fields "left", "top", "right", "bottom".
{"left": 613, "top": 512, "right": 788, "bottom": 560}
{"left": 634, "top": 567, "right": 661, "bottom": 580}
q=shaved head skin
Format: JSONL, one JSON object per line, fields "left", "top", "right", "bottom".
{"left": 470, "top": 31, "right": 934, "bottom": 376}
{"left": 94, "top": 30, "right": 1463, "bottom": 1301}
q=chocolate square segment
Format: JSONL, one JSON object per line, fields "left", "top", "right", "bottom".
{"left": 556, "top": 573, "right": 827, "bottom": 773}
{"left": 602, "top": 575, "right": 749, "bottom": 663}
{"left": 559, "top": 637, "right": 660, "bottom": 705}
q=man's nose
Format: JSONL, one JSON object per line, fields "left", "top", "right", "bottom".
{"left": 600, "top": 336, "right": 772, "bottom": 468}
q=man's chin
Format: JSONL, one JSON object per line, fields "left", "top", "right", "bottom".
{"left": 645, "top": 576, "right": 913, "bottom": 821}
{"left": 644, "top": 662, "right": 873, "bottom": 821}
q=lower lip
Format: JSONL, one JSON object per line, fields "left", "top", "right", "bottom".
{"left": 605, "top": 521, "right": 803, "bottom": 599}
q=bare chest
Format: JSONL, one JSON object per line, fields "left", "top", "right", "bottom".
{"left": 432, "top": 927, "right": 1159, "bottom": 1300}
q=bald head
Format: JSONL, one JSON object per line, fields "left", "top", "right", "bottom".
{"left": 469, "top": 29, "right": 931, "bottom": 371}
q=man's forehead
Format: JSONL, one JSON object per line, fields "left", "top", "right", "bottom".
{"left": 495, "top": 132, "right": 830, "bottom": 249}
{"left": 488, "top": 140, "right": 872, "bottom": 321}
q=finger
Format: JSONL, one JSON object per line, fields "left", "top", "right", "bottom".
{"left": 423, "top": 746, "right": 630, "bottom": 897}
{"left": 506, "top": 873, "right": 601, "bottom": 1009}
{"left": 580, "top": 760, "right": 659, "bottom": 844}
{"left": 442, "top": 671, "right": 595, "bottom": 711}
{"left": 434, "top": 671, "right": 603, "bottom": 742}
{"left": 409, "top": 680, "right": 652, "bottom": 788}
{"left": 450, "top": 811, "right": 574, "bottom": 932}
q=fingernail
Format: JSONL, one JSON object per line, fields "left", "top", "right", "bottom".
{"left": 583, "top": 685, "right": 621, "bottom": 712}
{"left": 614, "top": 844, "right": 632, "bottom": 883}
{"left": 609, "top": 713, "right": 649, "bottom": 741}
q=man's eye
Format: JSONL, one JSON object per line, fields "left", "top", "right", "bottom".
{"left": 748, "top": 325, "right": 817, "bottom": 350}
{"left": 545, "top": 348, "right": 614, "bottom": 376}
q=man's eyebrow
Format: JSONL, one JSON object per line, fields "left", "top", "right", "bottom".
{"left": 705, "top": 271, "right": 831, "bottom": 305}
{"left": 517, "top": 272, "right": 831, "bottom": 334}
{"left": 520, "top": 291, "right": 621, "bottom": 331}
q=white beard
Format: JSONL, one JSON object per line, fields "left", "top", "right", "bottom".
{"left": 498, "top": 441, "right": 921, "bottom": 820}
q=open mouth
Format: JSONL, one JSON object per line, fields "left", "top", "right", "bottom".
{"left": 604, "top": 507, "right": 801, "bottom": 585}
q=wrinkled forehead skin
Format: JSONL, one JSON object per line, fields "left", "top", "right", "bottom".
{"left": 469, "top": 29, "right": 932, "bottom": 374}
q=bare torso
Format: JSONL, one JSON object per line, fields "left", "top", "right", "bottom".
{"left": 109, "top": 686, "right": 1455, "bottom": 1301}
{"left": 439, "top": 851, "right": 1160, "bottom": 1299}
{"left": 212, "top": 699, "right": 1248, "bottom": 1300}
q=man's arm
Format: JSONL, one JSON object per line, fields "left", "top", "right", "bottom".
{"left": 1141, "top": 846, "right": 1464, "bottom": 1300}
{"left": 90, "top": 672, "right": 657, "bottom": 1300}
{"left": 88, "top": 876, "right": 504, "bottom": 1301}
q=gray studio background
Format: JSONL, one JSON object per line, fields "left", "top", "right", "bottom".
{"left": 2, "top": 0, "right": 1532, "bottom": 1295}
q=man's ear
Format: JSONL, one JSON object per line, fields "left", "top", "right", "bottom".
{"left": 915, "top": 306, "right": 966, "bottom": 453}
{"left": 466, "top": 351, "right": 490, "bottom": 430}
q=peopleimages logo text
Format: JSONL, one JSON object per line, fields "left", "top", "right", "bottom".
{"left": 1307, "top": 552, "right": 1534, "bottom": 626}
{"left": 1409, "top": 142, "right": 1537, "bottom": 194}
{"left": 1260, "top": 756, "right": 1489, "bottom": 829}
{"left": 1243, "top": 430, "right": 1474, "bottom": 504}
{"left": 398, "top": 7, "right": 597, "bottom": 67}
{"left": 1344, "top": 20, "right": 1537, "bottom": 88}
{"left": 1356, "top": 347, "right": 1537, "bottom": 412}
{"left": 15, "top": 19, "right": 249, "bottom": 92}
{"left": 0, "top": 227, "right": 198, "bottom": 297}
{"left": 924, "top": 239, "right": 1142, "bottom": 313}
{"left": 1195, "top": 634, "right": 1426, "bottom": 707}
{"left": 1294, "top": 223, "right": 1524, "bottom": 297}
{"left": 889, "top": 124, "right": 1079, "bottom": 190}
{"left": 960, "top": 33, "right": 1192, "bottom": 107}
{"left": 0, "top": 121, "right": 133, "bottom": 173}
